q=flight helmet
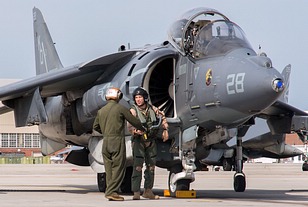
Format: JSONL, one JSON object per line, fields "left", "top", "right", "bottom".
{"left": 105, "top": 87, "right": 123, "bottom": 101}
{"left": 132, "top": 87, "right": 149, "bottom": 102}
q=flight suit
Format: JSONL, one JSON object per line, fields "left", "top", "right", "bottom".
{"left": 93, "top": 100, "right": 144, "bottom": 198}
{"left": 129, "top": 104, "right": 168, "bottom": 194}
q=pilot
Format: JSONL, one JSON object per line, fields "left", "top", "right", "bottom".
{"left": 184, "top": 24, "right": 198, "bottom": 55}
{"left": 127, "top": 87, "right": 169, "bottom": 200}
{"left": 190, "top": 26, "right": 199, "bottom": 56}
{"left": 93, "top": 87, "right": 144, "bottom": 201}
{"left": 192, "top": 26, "right": 198, "bottom": 37}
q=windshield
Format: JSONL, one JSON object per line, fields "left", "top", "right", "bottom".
{"left": 192, "top": 20, "right": 253, "bottom": 58}
{"left": 168, "top": 7, "right": 253, "bottom": 58}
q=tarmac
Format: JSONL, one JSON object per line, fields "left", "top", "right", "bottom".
{"left": 0, "top": 163, "right": 308, "bottom": 207}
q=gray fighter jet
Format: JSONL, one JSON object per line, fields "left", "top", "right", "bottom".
{"left": 1, "top": 7, "right": 308, "bottom": 195}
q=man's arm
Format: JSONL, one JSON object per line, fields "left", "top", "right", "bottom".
{"left": 151, "top": 105, "right": 169, "bottom": 130}
{"left": 127, "top": 108, "right": 144, "bottom": 136}
{"left": 127, "top": 108, "right": 136, "bottom": 134}
{"left": 151, "top": 105, "right": 169, "bottom": 142}
{"left": 92, "top": 113, "right": 102, "bottom": 134}
{"left": 122, "top": 106, "right": 144, "bottom": 131}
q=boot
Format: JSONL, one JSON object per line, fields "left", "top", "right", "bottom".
{"left": 105, "top": 193, "right": 124, "bottom": 201}
{"left": 142, "top": 189, "right": 159, "bottom": 199}
{"left": 132, "top": 192, "right": 140, "bottom": 200}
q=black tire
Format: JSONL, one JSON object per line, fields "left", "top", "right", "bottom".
{"left": 234, "top": 173, "right": 246, "bottom": 192}
{"left": 97, "top": 167, "right": 133, "bottom": 193}
{"left": 222, "top": 158, "right": 233, "bottom": 171}
{"left": 168, "top": 164, "right": 190, "bottom": 197}
{"left": 120, "top": 166, "right": 133, "bottom": 194}
{"left": 302, "top": 163, "right": 308, "bottom": 171}
{"left": 97, "top": 172, "right": 106, "bottom": 192}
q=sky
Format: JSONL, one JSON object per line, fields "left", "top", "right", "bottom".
{"left": 0, "top": 0, "right": 308, "bottom": 109}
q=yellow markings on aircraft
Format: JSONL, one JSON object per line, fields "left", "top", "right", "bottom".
{"left": 205, "top": 68, "right": 212, "bottom": 86}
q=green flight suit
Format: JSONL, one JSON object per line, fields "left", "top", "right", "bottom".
{"left": 93, "top": 100, "right": 144, "bottom": 197}
{"left": 131, "top": 104, "right": 159, "bottom": 192}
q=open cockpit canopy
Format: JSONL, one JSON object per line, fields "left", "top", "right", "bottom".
{"left": 168, "top": 7, "right": 254, "bottom": 59}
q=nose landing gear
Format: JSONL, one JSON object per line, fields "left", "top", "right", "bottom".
{"left": 233, "top": 136, "right": 246, "bottom": 192}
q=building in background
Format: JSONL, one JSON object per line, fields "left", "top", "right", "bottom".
{"left": 0, "top": 111, "right": 40, "bottom": 157}
{"left": 0, "top": 79, "right": 40, "bottom": 158}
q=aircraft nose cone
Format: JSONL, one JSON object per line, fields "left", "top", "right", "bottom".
{"left": 220, "top": 64, "right": 285, "bottom": 114}
{"left": 272, "top": 78, "right": 284, "bottom": 92}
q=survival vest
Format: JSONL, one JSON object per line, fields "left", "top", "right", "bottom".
{"left": 131, "top": 104, "right": 159, "bottom": 141}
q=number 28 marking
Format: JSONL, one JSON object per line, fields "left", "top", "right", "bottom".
{"left": 226, "top": 73, "right": 245, "bottom": 95}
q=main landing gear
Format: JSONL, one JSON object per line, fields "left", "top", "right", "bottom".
{"left": 168, "top": 164, "right": 191, "bottom": 197}
{"left": 97, "top": 166, "right": 133, "bottom": 193}
{"left": 303, "top": 162, "right": 308, "bottom": 171}
{"left": 168, "top": 150, "right": 195, "bottom": 197}
{"left": 167, "top": 126, "right": 247, "bottom": 195}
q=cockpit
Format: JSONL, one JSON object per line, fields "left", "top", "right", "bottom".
{"left": 168, "top": 7, "right": 253, "bottom": 59}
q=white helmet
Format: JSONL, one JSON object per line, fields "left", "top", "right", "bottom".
{"left": 105, "top": 87, "right": 123, "bottom": 101}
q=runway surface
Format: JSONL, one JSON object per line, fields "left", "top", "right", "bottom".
{"left": 0, "top": 163, "right": 308, "bottom": 207}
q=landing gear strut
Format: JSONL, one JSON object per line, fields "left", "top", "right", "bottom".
{"left": 233, "top": 136, "right": 246, "bottom": 192}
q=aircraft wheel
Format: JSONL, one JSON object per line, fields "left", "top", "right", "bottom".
{"left": 302, "top": 162, "right": 308, "bottom": 171}
{"left": 168, "top": 165, "right": 190, "bottom": 197}
{"left": 222, "top": 158, "right": 233, "bottom": 171}
{"left": 97, "top": 172, "right": 106, "bottom": 192}
{"left": 120, "top": 166, "right": 133, "bottom": 193}
{"left": 233, "top": 173, "right": 246, "bottom": 192}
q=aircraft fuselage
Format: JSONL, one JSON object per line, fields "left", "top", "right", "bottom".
{"left": 39, "top": 44, "right": 283, "bottom": 152}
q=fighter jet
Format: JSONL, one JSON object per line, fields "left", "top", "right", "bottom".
{"left": 0, "top": 7, "right": 308, "bottom": 196}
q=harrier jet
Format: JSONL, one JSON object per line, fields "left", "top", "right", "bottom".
{"left": 0, "top": 7, "right": 307, "bottom": 196}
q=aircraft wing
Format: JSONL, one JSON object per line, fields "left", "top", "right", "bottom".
{"left": 257, "top": 100, "right": 308, "bottom": 135}
{"left": 0, "top": 50, "right": 140, "bottom": 103}
{"left": 258, "top": 100, "right": 307, "bottom": 117}
{"left": 0, "top": 105, "right": 12, "bottom": 114}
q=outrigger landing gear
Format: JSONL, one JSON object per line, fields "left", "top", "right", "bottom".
{"left": 233, "top": 136, "right": 246, "bottom": 192}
